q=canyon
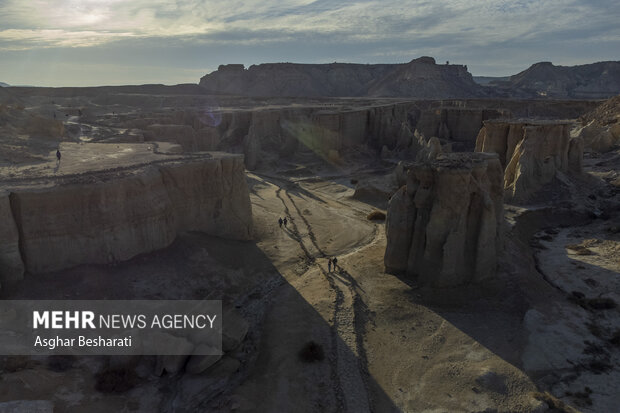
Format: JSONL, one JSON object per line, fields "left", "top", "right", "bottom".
{"left": 0, "top": 80, "right": 618, "bottom": 413}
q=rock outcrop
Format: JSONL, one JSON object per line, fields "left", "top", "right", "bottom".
{"left": 384, "top": 153, "right": 504, "bottom": 287}
{"left": 576, "top": 95, "right": 620, "bottom": 152}
{"left": 475, "top": 120, "right": 583, "bottom": 203}
{"left": 200, "top": 57, "right": 487, "bottom": 99}
{"left": 1, "top": 154, "right": 252, "bottom": 277}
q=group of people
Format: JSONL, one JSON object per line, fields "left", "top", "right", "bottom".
{"left": 327, "top": 256, "right": 338, "bottom": 273}
{"left": 278, "top": 217, "right": 288, "bottom": 228}
{"left": 277, "top": 216, "right": 339, "bottom": 273}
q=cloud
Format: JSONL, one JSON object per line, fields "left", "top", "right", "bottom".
{"left": 0, "top": 0, "right": 615, "bottom": 48}
{"left": 0, "top": 0, "right": 617, "bottom": 84}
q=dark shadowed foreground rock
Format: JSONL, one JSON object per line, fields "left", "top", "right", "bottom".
{"left": 0, "top": 400, "right": 54, "bottom": 413}
{"left": 384, "top": 153, "right": 504, "bottom": 287}
{"left": 475, "top": 119, "right": 583, "bottom": 203}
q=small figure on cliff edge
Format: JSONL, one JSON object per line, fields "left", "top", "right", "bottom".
{"left": 283, "top": 217, "right": 288, "bottom": 227}
{"left": 278, "top": 217, "right": 283, "bottom": 228}
{"left": 56, "top": 149, "right": 61, "bottom": 164}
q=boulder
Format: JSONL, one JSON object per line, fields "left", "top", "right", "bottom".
{"left": 352, "top": 177, "right": 396, "bottom": 208}
{"left": 384, "top": 153, "right": 504, "bottom": 287}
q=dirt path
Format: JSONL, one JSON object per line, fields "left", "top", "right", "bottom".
{"left": 275, "top": 181, "right": 373, "bottom": 412}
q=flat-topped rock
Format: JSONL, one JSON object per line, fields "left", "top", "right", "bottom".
{"left": 384, "top": 152, "right": 503, "bottom": 287}
{"left": 0, "top": 143, "right": 252, "bottom": 277}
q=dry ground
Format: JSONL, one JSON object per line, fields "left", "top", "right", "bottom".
{"left": 0, "top": 90, "right": 618, "bottom": 412}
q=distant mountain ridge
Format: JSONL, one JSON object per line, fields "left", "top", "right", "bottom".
{"left": 487, "top": 61, "right": 620, "bottom": 99}
{"left": 199, "top": 57, "right": 489, "bottom": 99}
{"left": 200, "top": 58, "right": 620, "bottom": 99}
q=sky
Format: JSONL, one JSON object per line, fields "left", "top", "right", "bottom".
{"left": 0, "top": 0, "right": 618, "bottom": 87}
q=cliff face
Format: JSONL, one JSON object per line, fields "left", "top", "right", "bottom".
{"left": 199, "top": 57, "right": 487, "bottom": 99}
{"left": 384, "top": 153, "right": 504, "bottom": 287}
{"left": 489, "top": 61, "right": 620, "bottom": 99}
{"left": 0, "top": 191, "right": 23, "bottom": 282}
{"left": 475, "top": 120, "right": 583, "bottom": 202}
{"left": 185, "top": 102, "right": 506, "bottom": 167}
{"left": 1, "top": 155, "right": 252, "bottom": 277}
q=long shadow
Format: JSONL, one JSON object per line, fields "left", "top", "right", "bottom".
{"left": 200, "top": 239, "right": 400, "bottom": 412}
{"left": 387, "top": 221, "right": 620, "bottom": 402}
{"left": 0, "top": 231, "right": 401, "bottom": 412}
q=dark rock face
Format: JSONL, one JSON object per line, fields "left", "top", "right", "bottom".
{"left": 199, "top": 57, "right": 487, "bottom": 99}
{"left": 488, "top": 61, "right": 620, "bottom": 99}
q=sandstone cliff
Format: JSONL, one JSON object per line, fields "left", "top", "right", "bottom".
{"left": 0, "top": 154, "right": 252, "bottom": 278}
{"left": 188, "top": 102, "right": 507, "bottom": 163}
{"left": 384, "top": 153, "right": 503, "bottom": 287}
{"left": 199, "top": 57, "right": 487, "bottom": 99}
{"left": 475, "top": 120, "right": 583, "bottom": 203}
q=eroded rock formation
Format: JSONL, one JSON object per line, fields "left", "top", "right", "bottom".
{"left": 0, "top": 154, "right": 252, "bottom": 278}
{"left": 475, "top": 120, "right": 583, "bottom": 203}
{"left": 576, "top": 95, "right": 620, "bottom": 152}
{"left": 384, "top": 153, "right": 504, "bottom": 287}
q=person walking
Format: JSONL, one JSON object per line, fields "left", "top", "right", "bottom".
{"left": 332, "top": 256, "right": 338, "bottom": 271}
{"left": 278, "top": 217, "right": 283, "bottom": 228}
{"left": 283, "top": 217, "right": 288, "bottom": 227}
{"left": 327, "top": 258, "right": 332, "bottom": 272}
{"left": 56, "top": 149, "right": 61, "bottom": 163}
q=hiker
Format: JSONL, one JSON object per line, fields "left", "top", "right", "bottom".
{"left": 278, "top": 217, "right": 283, "bottom": 228}
{"left": 327, "top": 258, "right": 332, "bottom": 272}
{"left": 283, "top": 217, "right": 288, "bottom": 227}
{"left": 332, "top": 257, "right": 338, "bottom": 270}
{"left": 56, "top": 149, "right": 61, "bottom": 163}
